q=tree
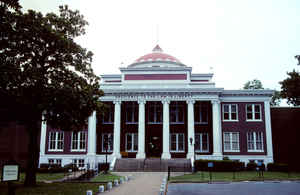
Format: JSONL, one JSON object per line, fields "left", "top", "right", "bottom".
{"left": 243, "top": 79, "right": 280, "bottom": 106}
{"left": 0, "top": 1, "right": 104, "bottom": 186}
{"left": 243, "top": 79, "right": 263, "bottom": 89}
{"left": 280, "top": 70, "right": 300, "bottom": 106}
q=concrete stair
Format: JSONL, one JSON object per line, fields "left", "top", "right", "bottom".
{"left": 114, "top": 158, "right": 192, "bottom": 172}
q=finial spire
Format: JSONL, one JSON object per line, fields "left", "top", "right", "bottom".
{"left": 152, "top": 44, "right": 163, "bottom": 53}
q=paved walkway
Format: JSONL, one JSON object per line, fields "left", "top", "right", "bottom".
{"left": 102, "top": 172, "right": 166, "bottom": 195}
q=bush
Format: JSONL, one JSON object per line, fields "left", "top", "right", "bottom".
{"left": 194, "top": 159, "right": 245, "bottom": 172}
{"left": 267, "top": 163, "right": 288, "bottom": 172}
{"left": 63, "top": 163, "right": 79, "bottom": 172}
{"left": 246, "top": 162, "right": 257, "bottom": 171}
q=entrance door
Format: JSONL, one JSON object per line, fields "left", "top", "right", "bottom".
{"left": 147, "top": 136, "right": 161, "bottom": 158}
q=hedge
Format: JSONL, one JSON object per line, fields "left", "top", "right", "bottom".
{"left": 267, "top": 163, "right": 288, "bottom": 172}
{"left": 194, "top": 159, "right": 245, "bottom": 172}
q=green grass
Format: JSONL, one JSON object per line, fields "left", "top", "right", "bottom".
{"left": 0, "top": 182, "right": 106, "bottom": 195}
{"left": 170, "top": 171, "right": 300, "bottom": 183}
{"left": 90, "top": 172, "right": 123, "bottom": 182}
{"left": 19, "top": 173, "right": 66, "bottom": 182}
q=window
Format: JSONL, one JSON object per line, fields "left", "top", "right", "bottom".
{"left": 48, "top": 159, "right": 62, "bottom": 166}
{"left": 246, "top": 104, "right": 261, "bottom": 121}
{"left": 195, "top": 104, "right": 208, "bottom": 124}
{"left": 223, "top": 132, "right": 240, "bottom": 152}
{"left": 223, "top": 104, "right": 238, "bottom": 121}
{"left": 103, "top": 104, "right": 114, "bottom": 124}
{"left": 247, "top": 132, "right": 264, "bottom": 152}
{"left": 170, "top": 133, "right": 185, "bottom": 152}
{"left": 48, "top": 131, "right": 64, "bottom": 151}
{"left": 126, "top": 133, "right": 138, "bottom": 152}
{"left": 102, "top": 133, "right": 113, "bottom": 152}
{"left": 72, "top": 159, "right": 85, "bottom": 168}
{"left": 71, "top": 131, "right": 86, "bottom": 151}
{"left": 148, "top": 102, "right": 162, "bottom": 124}
{"left": 126, "top": 102, "right": 138, "bottom": 124}
{"left": 195, "top": 133, "right": 209, "bottom": 152}
{"left": 170, "top": 102, "right": 184, "bottom": 124}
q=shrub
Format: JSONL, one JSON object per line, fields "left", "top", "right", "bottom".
{"left": 246, "top": 162, "right": 257, "bottom": 171}
{"left": 267, "top": 163, "right": 288, "bottom": 172}
{"left": 194, "top": 159, "right": 245, "bottom": 172}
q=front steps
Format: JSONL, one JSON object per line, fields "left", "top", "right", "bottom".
{"left": 114, "top": 158, "right": 192, "bottom": 172}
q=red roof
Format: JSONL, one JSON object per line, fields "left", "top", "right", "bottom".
{"left": 134, "top": 45, "right": 181, "bottom": 63}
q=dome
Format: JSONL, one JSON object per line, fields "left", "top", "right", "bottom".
{"left": 128, "top": 45, "right": 185, "bottom": 68}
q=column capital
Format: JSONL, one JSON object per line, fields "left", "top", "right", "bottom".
{"left": 186, "top": 99, "right": 195, "bottom": 104}
{"left": 211, "top": 99, "right": 221, "bottom": 105}
{"left": 162, "top": 98, "right": 170, "bottom": 104}
{"left": 138, "top": 98, "right": 146, "bottom": 105}
{"left": 113, "top": 99, "right": 121, "bottom": 105}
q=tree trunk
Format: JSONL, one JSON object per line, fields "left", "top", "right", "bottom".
{"left": 24, "top": 121, "right": 40, "bottom": 186}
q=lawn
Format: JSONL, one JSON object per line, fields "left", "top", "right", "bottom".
{"left": 90, "top": 172, "right": 123, "bottom": 182}
{"left": 0, "top": 182, "right": 106, "bottom": 195}
{"left": 169, "top": 171, "right": 300, "bottom": 183}
{"left": 19, "top": 172, "right": 66, "bottom": 182}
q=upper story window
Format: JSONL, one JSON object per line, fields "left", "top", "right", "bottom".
{"left": 223, "top": 132, "right": 240, "bottom": 152}
{"left": 223, "top": 104, "right": 238, "bottom": 121}
{"left": 170, "top": 102, "right": 184, "bottom": 124}
{"left": 194, "top": 104, "right": 208, "bottom": 124}
{"left": 48, "top": 131, "right": 64, "bottom": 152}
{"left": 246, "top": 104, "right": 262, "bottom": 121}
{"left": 102, "top": 133, "right": 113, "bottom": 152}
{"left": 247, "top": 131, "right": 264, "bottom": 152}
{"left": 170, "top": 133, "right": 185, "bottom": 152}
{"left": 195, "top": 133, "right": 209, "bottom": 152}
{"left": 71, "top": 131, "right": 86, "bottom": 152}
{"left": 148, "top": 102, "right": 162, "bottom": 124}
{"left": 126, "top": 102, "right": 138, "bottom": 124}
{"left": 102, "top": 104, "right": 114, "bottom": 124}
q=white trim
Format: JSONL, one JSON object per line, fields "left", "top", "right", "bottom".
{"left": 246, "top": 104, "right": 262, "bottom": 121}
{"left": 48, "top": 131, "right": 64, "bottom": 152}
{"left": 223, "top": 132, "right": 240, "bottom": 152}
{"left": 247, "top": 131, "right": 264, "bottom": 152}
{"left": 102, "top": 133, "right": 113, "bottom": 152}
{"left": 222, "top": 104, "right": 238, "bottom": 121}
{"left": 71, "top": 131, "right": 87, "bottom": 152}
{"left": 170, "top": 133, "right": 185, "bottom": 152}
{"left": 125, "top": 133, "right": 138, "bottom": 152}
{"left": 194, "top": 133, "right": 209, "bottom": 153}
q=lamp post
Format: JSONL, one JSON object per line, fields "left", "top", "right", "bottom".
{"left": 189, "top": 137, "right": 196, "bottom": 173}
{"left": 104, "top": 134, "right": 112, "bottom": 174}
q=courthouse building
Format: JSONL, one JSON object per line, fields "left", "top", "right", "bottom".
{"left": 39, "top": 45, "right": 274, "bottom": 168}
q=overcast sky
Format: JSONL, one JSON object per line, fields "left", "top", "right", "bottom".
{"left": 20, "top": 0, "right": 300, "bottom": 91}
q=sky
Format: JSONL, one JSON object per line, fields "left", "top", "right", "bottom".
{"left": 19, "top": 0, "right": 300, "bottom": 91}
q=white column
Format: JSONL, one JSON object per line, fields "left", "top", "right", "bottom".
{"left": 87, "top": 111, "right": 97, "bottom": 155}
{"left": 161, "top": 99, "right": 171, "bottom": 159}
{"left": 186, "top": 99, "right": 195, "bottom": 159}
{"left": 113, "top": 100, "right": 121, "bottom": 158}
{"left": 264, "top": 101, "right": 274, "bottom": 163}
{"left": 136, "top": 99, "right": 146, "bottom": 159}
{"left": 212, "top": 100, "right": 222, "bottom": 158}
{"left": 40, "top": 115, "right": 47, "bottom": 156}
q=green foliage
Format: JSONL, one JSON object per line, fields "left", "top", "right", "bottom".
{"left": 243, "top": 79, "right": 264, "bottom": 89}
{"left": 280, "top": 70, "right": 300, "bottom": 106}
{"left": 270, "top": 90, "right": 281, "bottom": 106}
{"left": 194, "top": 159, "right": 245, "bottom": 172}
{"left": 0, "top": 3, "right": 103, "bottom": 186}
{"left": 267, "top": 163, "right": 289, "bottom": 172}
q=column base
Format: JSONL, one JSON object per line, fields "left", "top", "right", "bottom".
{"left": 136, "top": 152, "right": 146, "bottom": 159}
{"left": 112, "top": 153, "right": 121, "bottom": 159}
{"left": 186, "top": 152, "right": 195, "bottom": 159}
{"left": 161, "top": 152, "right": 171, "bottom": 159}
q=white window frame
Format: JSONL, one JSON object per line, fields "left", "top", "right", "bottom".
{"left": 195, "top": 133, "right": 209, "bottom": 153}
{"left": 125, "top": 133, "right": 138, "bottom": 152}
{"left": 223, "top": 132, "right": 240, "bottom": 152}
{"left": 102, "top": 133, "right": 113, "bottom": 152}
{"left": 246, "top": 104, "right": 262, "bottom": 121}
{"left": 170, "top": 103, "right": 184, "bottom": 124}
{"left": 194, "top": 104, "right": 208, "bottom": 124}
{"left": 247, "top": 131, "right": 264, "bottom": 152}
{"left": 126, "top": 103, "right": 138, "bottom": 124}
{"left": 48, "top": 131, "right": 64, "bottom": 152}
{"left": 72, "top": 159, "right": 85, "bottom": 168}
{"left": 148, "top": 102, "right": 162, "bottom": 124}
{"left": 222, "top": 104, "right": 238, "bottom": 121}
{"left": 102, "top": 104, "right": 114, "bottom": 124}
{"left": 170, "top": 133, "right": 185, "bottom": 152}
{"left": 48, "top": 159, "right": 62, "bottom": 166}
{"left": 71, "top": 131, "right": 86, "bottom": 152}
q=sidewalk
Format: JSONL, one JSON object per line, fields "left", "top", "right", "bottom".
{"left": 102, "top": 172, "right": 166, "bottom": 195}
